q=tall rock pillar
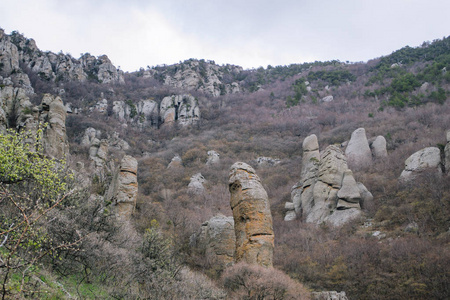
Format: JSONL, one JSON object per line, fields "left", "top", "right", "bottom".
{"left": 228, "top": 162, "right": 274, "bottom": 267}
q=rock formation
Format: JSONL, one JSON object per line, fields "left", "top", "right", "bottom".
{"left": 167, "top": 155, "right": 183, "bottom": 169}
{"left": 256, "top": 156, "right": 280, "bottom": 167}
{"left": 0, "top": 87, "right": 69, "bottom": 159}
{"left": 311, "top": 291, "right": 348, "bottom": 300}
{"left": 187, "top": 173, "right": 206, "bottom": 195}
{"left": 228, "top": 162, "right": 274, "bottom": 267}
{"left": 345, "top": 128, "right": 372, "bottom": 169}
{"left": 445, "top": 130, "right": 450, "bottom": 172}
{"left": 206, "top": 150, "right": 220, "bottom": 166}
{"left": 400, "top": 147, "right": 442, "bottom": 180}
{"left": 158, "top": 59, "right": 243, "bottom": 96}
{"left": 190, "top": 214, "right": 235, "bottom": 268}
{"left": 160, "top": 94, "right": 200, "bottom": 126}
{"left": 105, "top": 155, "right": 138, "bottom": 220}
{"left": 370, "top": 135, "right": 388, "bottom": 158}
{"left": 286, "top": 134, "right": 372, "bottom": 226}
{"left": 39, "top": 94, "right": 70, "bottom": 159}
{"left": 0, "top": 30, "right": 124, "bottom": 84}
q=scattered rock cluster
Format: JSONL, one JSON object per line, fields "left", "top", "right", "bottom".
{"left": 286, "top": 134, "right": 373, "bottom": 226}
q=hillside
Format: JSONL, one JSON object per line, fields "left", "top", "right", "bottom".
{"left": 0, "top": 28, "right": 449, "bottom": 299}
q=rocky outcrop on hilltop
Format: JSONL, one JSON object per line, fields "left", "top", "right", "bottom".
{"left": 190, "top": 214, "right": 235, "bottom": 269}
{"left": 228, "top": 162, "right": 274, "bottom": 267}
{"left": 105, "top": 155, "right": 138, "bottom": 220}
{"left": 150, "top": 59, "right": 243, "bottom": 97}
{"left": 0, "top": 29, "right": 124, "bottom": 85}
{"left": 286, "top": 135, "right": 372, "bottom": 226}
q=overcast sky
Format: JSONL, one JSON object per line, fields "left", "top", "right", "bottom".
{"left": 1, "top": 0, "right": 449, "bottom": 72}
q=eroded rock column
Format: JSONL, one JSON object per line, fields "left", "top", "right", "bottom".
{"left": 228, "top": 162, "right": 274, "bottom": 267}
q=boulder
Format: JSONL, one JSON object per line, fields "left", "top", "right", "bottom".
{"left": 256, "top": 156, "right": 280, "bottom": 167}
{"left": 167, "top": 155, "right": 183, "bottom": 169}
{"left": 370, "top": 135, "right": 388, "bottom": 158}
{"left": 187, "top": 173, "right": 206, "bottom": 195}
{"left": 191, "top": 214, "right": 235, "bottom": 268}
{"left": 321, "top": 95, "right": 334, "bottom": 102}
{"left": 105, "top": 155, "right": 138, "bottom": 220}
{"left": 206, "top": 150, "right": 220, "bottom": 166}
{"left": 400, "top": 147, "right": 442, "bottom": 180}
{"left": 228, "top": 162, "right": 274, "bottom": 267}
{"left": 345, "top": 128, "right": 372, "bottom": 169}
{"left": 311, "top": 291, "right": 348, "bottom": 300}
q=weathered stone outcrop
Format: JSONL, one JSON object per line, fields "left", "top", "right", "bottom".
{"left": 445, "top": 130, "right": 450, "bottom": 172}
{"left": 160, "top": 94, "right": 200, "bottom": 126}
{"left": 112, "top": 99, "right": 158, "bottom": 126}
{"left": 159, "top": 59, "right": 243, "bottom": 96}
{"left": 256, "top": 156, "right": 280, "bottom": 167}
{"left": 39, "top": 94, "right": 70, "bottom": 159}
{"left": 187, "top": 173, "right": 206, "bottom": 195}
{"left": 345, "top": 128, "right": 372, "bottom": 169}
{"left": 286, "top": 134, "right": 370, "bottom": 226}
{"left": 105, "top": 155, "right": 138, "bottom": 220}
{"left": 0, "top": 30, "right": 124, "bottom": 84}
{"left": 0, "top": 87, "right": 69, "bottom": 159}
{"left": 370, "top": 135, "right": 388, "bottom": 158}
{"left": 190, "top": 214, "right": 235, "bottom": 268}
{"left": 228, "top": 162, "right": 274, "bottom": 267}
{"left": 206, "top": 150, "right": 220, "bottom": 166}
{"left": 400, "top": 147, "right": 442, "bottom": 180}
{"left": 167, "top": 155, "right": 183, "bottom": 169}
{"left": 311, "top": 291, "right": 348, "bottom": 300}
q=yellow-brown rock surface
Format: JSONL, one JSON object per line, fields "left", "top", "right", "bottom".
{"left": 228, "top": 162, "right": 274, "bottom": 267}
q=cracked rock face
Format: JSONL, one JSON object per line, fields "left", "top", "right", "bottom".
{"left": 191, "top": 214, "right": 235, "bottom": 268}
{"left": 400, "top": 147, "right": 442, "bottom": 180}
{"left": 106, "top": 155, "right": 138, "bottom": 220}
{"left": 228, "top": 162, "right": 274, "bottom": 267}
{"left": 287, "top": 135, "right": 368, "bottom": 226}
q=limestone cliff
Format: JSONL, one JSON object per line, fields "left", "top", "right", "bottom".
{"left": 0, "top": 29, "right": 124, "bottom": 85}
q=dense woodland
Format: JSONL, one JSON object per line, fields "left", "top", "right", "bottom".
{"left": 1, "top": 31, "right": 450, "bottom": 299}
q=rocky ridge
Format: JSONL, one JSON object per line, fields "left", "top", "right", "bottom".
{"left": 0, "top": 29, "right": 124, "bottom": 86}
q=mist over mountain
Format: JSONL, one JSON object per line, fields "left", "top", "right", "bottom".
{"left": 1, "top": 28, "right": 449, "bottom": 299}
